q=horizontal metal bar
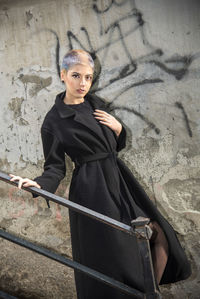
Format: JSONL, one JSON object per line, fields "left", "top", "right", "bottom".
{"left": 0, "top": 229, "right": 144, "bottom": 299}
{"left": 0, "top": 171, "right": 133, "bottom": 235}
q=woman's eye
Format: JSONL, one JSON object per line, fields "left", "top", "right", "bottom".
{"left": 72, "top": 74, "right": 79, "bottom": 78}
{"left": 86, "top": 76, "right": 93, "bottom": 81}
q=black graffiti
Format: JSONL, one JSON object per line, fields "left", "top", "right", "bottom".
{"left": 149, "top": 55, "right": 192, "bottom": 80}
{"left": 109, "top": 105, "right": 160, "bottom": 135}
{"left": 102, "top": 79, "right": 163, "bottom": 99}
{"left": 93, "top": 0, "right": 128, "bottom": 14}
{"left": 63, "top": 3, "right": 194, "bottom": 87}
{"left": 48, "top": 29, "right": 61, "bottom": 78}
{"left": 65, "top": 15, "right": 153, "bottom": 91}
{"left": 45, "top": 0, "right": 196, "bottom": 136}
{"left": 66, "top": 28, "right": 100, "bottom": 87}
{"left": 175, "top": 102, "right": 193, "bottom": 137}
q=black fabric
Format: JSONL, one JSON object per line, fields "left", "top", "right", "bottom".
{"left": 74, "top": 150, "right": 118, "bottom": 167}
{"left": 32, "top": 91, "right": 191, "bottom": 298}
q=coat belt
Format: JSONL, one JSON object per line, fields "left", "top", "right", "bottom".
{"left": 73, "top": 150, "right": 118, "bottom": 167}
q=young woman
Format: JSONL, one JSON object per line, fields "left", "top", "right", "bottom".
{"left": 10, "top": 49, "right": 191, "bottom": 299}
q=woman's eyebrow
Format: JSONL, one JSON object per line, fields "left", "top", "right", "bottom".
{"left": 71, "top": 72, "right": 93, "bottom": 76}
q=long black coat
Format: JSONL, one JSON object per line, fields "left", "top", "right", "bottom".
{"left": 33, "top": 91, "right": 191, "bottom": 299}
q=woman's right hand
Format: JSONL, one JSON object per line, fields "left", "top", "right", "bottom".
{"left": 9, "top": 174, "right": 41, "bottom": 190}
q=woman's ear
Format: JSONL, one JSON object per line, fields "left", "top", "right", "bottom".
{"left": 60, "top": 70, "right": 64, "bottom": 81}
{"left": 60, "top": 69, "right": 67, "bottom": 82}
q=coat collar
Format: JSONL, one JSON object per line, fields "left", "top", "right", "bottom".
{"left": 54, "top": 90, "right": 114, "bottom": 152}
{"left": 55, "top": 90, "right": 107, "bottom": 119}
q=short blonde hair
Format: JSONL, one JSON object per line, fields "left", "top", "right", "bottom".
{"left": 61, "top": 49, "right": 94, "bottom": 71}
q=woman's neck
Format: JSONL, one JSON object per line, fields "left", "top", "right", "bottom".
{"left": 63, "top": 94, "right": 84, "bottom": 105}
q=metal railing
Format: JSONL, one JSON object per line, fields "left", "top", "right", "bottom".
{"left": 0, "top": 290, "right": 18, "bottom": 299}
{"left": 0, "top": 171, "right": 161, "bottom": 299}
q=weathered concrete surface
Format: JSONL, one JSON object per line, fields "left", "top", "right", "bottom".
{"left": 0, "top": 238, "right": 76, "bottom": 299}
{"left": 0, "top": 0, "right": 200, "bottom": 298}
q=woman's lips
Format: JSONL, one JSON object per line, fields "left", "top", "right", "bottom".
{"left": 77, "top": 89, "right": 85, "bottom": 93}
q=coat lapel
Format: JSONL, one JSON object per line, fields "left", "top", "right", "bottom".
{"left": 55, "top": 91, "right": 114, "bottom": 150}
{"left": 86, "top": 93, "right": 118, "bottom": 152}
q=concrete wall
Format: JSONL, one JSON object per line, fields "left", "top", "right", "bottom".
{"left": 0, "top": 0, "right": 200, "bottom": 298}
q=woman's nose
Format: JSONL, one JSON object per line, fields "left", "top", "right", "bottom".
{"left": 80, "top": 77, "right": 86, "bottom": 86}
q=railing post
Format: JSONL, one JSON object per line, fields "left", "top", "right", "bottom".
{"left": 131, "top": 217, "right": 162, "bottom": 299}
{"left": 0, "top": 172, "right": 163, "bottom": 298}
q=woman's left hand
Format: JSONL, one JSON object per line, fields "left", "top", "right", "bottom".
{"left": 93, "top": 109, "right": 122, "bottom": 137}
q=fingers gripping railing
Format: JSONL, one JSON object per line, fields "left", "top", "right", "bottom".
{"left": 0, "top": 171, "right": 161, "bottom": 299}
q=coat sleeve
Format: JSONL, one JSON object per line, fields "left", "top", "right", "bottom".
{"left": 32, "top": 127, "right": 66, "bottom": 208}
{"left": 116, "top": 124, "right": 127, "bottom": 152}
{"left": 104, "top": 102, "right": 127, "bottom": 152}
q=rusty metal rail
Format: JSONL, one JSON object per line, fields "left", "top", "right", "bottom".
{"left": 0, "top": 171, "right": 161, "bottom": 299}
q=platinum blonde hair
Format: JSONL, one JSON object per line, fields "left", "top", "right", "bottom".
{"left": 61, "top": 49, "right": 94, "bottom": 71}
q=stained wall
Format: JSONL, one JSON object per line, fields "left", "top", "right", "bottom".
{"left": 0, "top": 0, "right": 200, "bottom": 298}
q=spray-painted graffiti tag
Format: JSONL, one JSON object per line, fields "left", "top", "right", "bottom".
{"left": 45, "top": 0, "right": 196, "bottom": 137}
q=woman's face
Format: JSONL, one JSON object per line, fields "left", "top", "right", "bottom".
{"left": 61, "top": 63, "right": 93, "bottom": 99}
